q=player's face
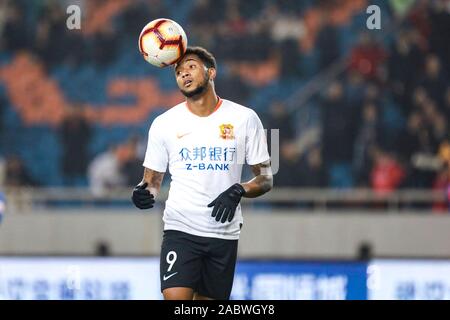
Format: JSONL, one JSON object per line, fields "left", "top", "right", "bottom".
{"left": 175, "top": 55, "right": 210, "bottom": 98}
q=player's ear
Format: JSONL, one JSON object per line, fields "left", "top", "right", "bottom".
{"left": 208, "top": 67, "right": 216, "bottom": 81}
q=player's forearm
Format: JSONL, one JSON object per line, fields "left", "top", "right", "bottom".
{"left": 240, "top": 160, "right": 273, "bottom": 198}
{"left": 142, "top": 167, "right": 165, "bottom": 197}
{"left": 241, "top": 174, "right": 273, "bottom": 198}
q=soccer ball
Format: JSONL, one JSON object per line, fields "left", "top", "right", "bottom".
{"left": 138, "top": 18, "right": 188, "bottom": 68}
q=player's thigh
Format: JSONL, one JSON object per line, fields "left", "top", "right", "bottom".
{"left": 193, "top": 292, "right": 213, "bottom": 300}
{"left": 197, "top": 238, "right": 238, "bottom": 300}
{"left": 160, "top": 230, "right": 202, "bottom": 292}
{"left": 163, "top": 287, "right": 194, "bottom": 300}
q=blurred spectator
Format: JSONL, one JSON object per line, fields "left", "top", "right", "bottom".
{"left": 267, "top": 8, "right": 304, "bottom": 44}
{"left": 353, "top": 103, "right": 381, "bottom": 186}
{"left": 344, "top": 71, "right": 366, "bottom": 108}
{"left": 1, "top": 2, "right": 28, "bottom": 52}
{"left": 411, "top": 86, "right": 429, "bottom": 110}
{"left": 363, "top": 84, "right": 382, "bottom": 107}
{"left": 215, "top": 66, "right": 251, "bottom": 103}
{"left": 278, "top": 39, "right": 303, "bottom": 79}
{"left": 417, "top": 55, "right": 448, "bottom": 108}
{"left": 370, "top": 149, "right": 405, "bottom": 194}
{"left": 260, "top": 3, "right": 304, "bottom": 78}
{"left": 59, "top": 105, "right": 92, "bottom": 186}
{"left": 398, "top": 111, "right": 437, "bottom": 188}
{"left": 349, "top": 32, "right": 387, "bottom": 80}
{"left": 397, "top": 111, "right": 423, "bottom": 162}
{"left": 317, "top": 19, "right": 340, "bottom": 70}
{"left": 238, "top": 0, "right": 268, "bottom": 19}
{"left": 299, "top": 146, "right": 326, "bottom": 187}
{"left": 4, "top": 155, "right": 36, "bottom": 187}
{"left": 121, "top": 136, "right": 145, "bottom": 187}
{"left": 88, "top": 145, "right": 125, "bottom": 197}
{"left": 406, "top": 0, "right": 431, "bottom": 43}
{"left": 432, "top": 166, "right": 449, "bottom": 213}
{"left": 121, "top": 0, "right": 166, "bottom": 36}
{"left": 189, "top": 0, "right": 224, "bottom": 26}
{"left": 214, "top": 0, "right": 271, "bottom": 62}
{"left": 224, "top": 0, "right": 248, "bottom": 35}
{"left": 430, "top": 112, "right": 447, "bottom": 150}
{"left": 274, "top": 141, "right": 302, "bottom": 187}
{"left": 427, "top": 0, "right": 450, "bottom": 66}
{"left": 321, "top": 82, "right": 356, "bottom": 166}
{"left": 33, "top": 1, "right": 69, "bottom": 68}
{"left": 388, "top": 30, "right": 423, "bottom": 110}
{"left": 418, "top": 99, "right": 443, "bottom": 150}
{"left": 438, "top": 141, "right": 450, "bottom": 167}
{"left": 262, "top": 101, "right": 295, "bottom": 142}
{"left": 90, "top": 23, "right": 118, "bottom": 67}
{"left": 189, "top": 0, "right": 225, "bottom": 48}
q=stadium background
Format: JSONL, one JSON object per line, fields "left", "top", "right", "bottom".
{"left": 0, "top": 0, "right": 449, "bottom": 300}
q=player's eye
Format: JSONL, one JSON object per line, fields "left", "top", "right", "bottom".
{"left": 189, "top": 64, "right": 195, "bottom": 69}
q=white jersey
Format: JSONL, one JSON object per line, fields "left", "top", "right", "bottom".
{"left": 143, "top": 98, "right": 270, "bottom": 240}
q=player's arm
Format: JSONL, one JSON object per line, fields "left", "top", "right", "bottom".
{"left": 141, "top": 167, "right": 165, "bottom": 197}
{"left": 131, "top": 168, "right": 165, "bottom": 209}
{"left": 241, "top": 160, "right": 273, "bottom": 198}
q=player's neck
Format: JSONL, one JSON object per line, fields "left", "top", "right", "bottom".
{"left": 186, "top": 88, "right": 220, "bottom": 117}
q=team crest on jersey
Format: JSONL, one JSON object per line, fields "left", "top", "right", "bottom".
{"left": 219, "top": 124, "right": 234, "bottom": 140}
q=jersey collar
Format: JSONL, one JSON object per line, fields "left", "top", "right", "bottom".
{"left": 186, "top": 97, "right": 223, "bottom": 118}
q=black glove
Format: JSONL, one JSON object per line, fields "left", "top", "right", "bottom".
{"left": 132, "top": 182, "right": 155, "bottom": 209}
{"left": 207, "top": 183, "right": 246, "bottom": 223}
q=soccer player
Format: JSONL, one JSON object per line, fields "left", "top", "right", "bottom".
{"left": 132, "top": 47, "right": 273, "bottom": 300}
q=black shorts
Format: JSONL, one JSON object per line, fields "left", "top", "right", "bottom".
{"left": 160, "top": 230, "right": 238, "bottom": 300}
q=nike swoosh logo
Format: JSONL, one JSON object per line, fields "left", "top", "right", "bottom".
{"left": 163, "top": 272, "right": 178, "bottom": 281}
{"left": 176, "top": 132, "right": 191, "bottom": 139}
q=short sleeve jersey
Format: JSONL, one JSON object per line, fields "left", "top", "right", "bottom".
{"left": 143, "top": 98, "right": 270, "bottom": 239}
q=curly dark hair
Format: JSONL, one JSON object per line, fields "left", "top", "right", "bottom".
{"left": 176, "top": 46, "right": 217, "bottom": 70}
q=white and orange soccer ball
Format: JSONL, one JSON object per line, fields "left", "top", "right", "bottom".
{"left": 138, "top": 18, "right": 188, "bottom": 68}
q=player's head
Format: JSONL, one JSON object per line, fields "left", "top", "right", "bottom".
{"left": 174, "top": 46, "right": 217, "bottom": 98}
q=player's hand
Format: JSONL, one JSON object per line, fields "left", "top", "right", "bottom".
{"left": 132, "top": 182, "right": 155, "bottom": 209}
{"left": 207, "top": 183, "right": 246, "bottom": 223}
